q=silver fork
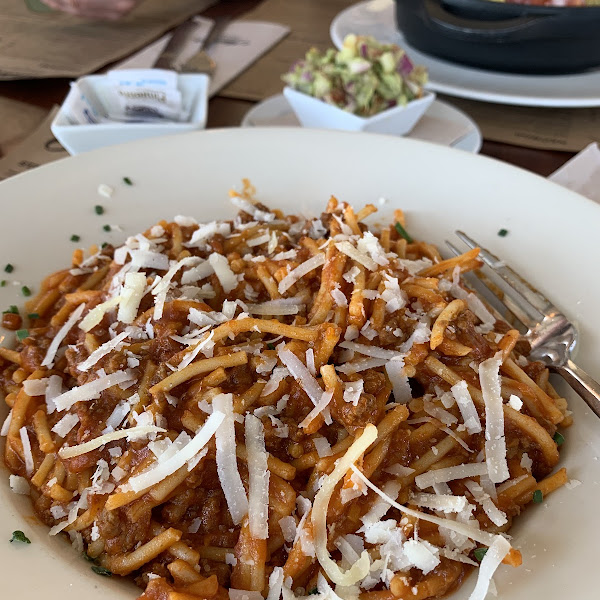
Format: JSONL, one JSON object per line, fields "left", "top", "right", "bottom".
{"left": 448, "top": 231, "right": 600, "bottom": 418}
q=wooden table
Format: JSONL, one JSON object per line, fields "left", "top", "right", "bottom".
{"left": 0, "top": 0, "right": 577, "bottom": 178}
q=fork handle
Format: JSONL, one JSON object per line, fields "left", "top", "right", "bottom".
{"left": 554, "top": 359, "right": 600, "bottom": 419}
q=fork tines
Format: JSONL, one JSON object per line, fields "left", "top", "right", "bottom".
{"left": 449, "top": 231, "right": 557, "bottom": 333}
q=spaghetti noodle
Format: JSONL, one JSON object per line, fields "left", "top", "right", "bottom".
{"left": 0, "top": 181, "right": 569, "bottom": 600}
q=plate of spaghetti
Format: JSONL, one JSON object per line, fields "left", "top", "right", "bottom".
{"left": 0, "top": 128, "right": 598, "bottom": 600}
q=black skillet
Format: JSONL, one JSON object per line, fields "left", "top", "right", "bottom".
{"left": 395, "top": 0, "right": 600, "bottom": 74}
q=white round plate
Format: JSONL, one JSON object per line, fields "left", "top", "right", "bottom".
{"left": 241, "top": 94, "right": 482, "bottom": 153}
{"left": 0, "top": 128, "right": 599, "bottom": 600}
{"left": 330, "top": 0, "right": 600, "bottom": 107}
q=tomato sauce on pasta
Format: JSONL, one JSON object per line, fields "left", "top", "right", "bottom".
{"left": 0, "top": 182, "right": 569, "bottom": 600}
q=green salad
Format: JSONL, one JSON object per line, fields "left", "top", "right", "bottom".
{"left": 282, "top": 35, "right": 428, "bottom": 118}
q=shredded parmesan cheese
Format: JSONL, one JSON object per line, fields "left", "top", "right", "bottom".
{"left": 214, "top": 394, "right": 249, "bottom": 524}
{"left": 153, "top": 256, "right": 198, "bottom": 320}
{"left": 299, "top": 391, "right": 333, "bottom": 429}
{"left": 79, "top": 296, "right": 121, "bottom": 333}
{"left": 130, "top": 249, "right": 169, "bottom": 271}
{"left": 479, "top": 354, "right": 509, "bottom": 484}
{"left": 277, "top": 348, "right": 326, "bottom": 409}
{"left": 411, "top": 492, "right": 468, "bottom": 513}
{"left": 54, "top": 370, "right": 134, "bottom": 412}
{"left": 126, "top": 413, "right": 223, "bottom": 494}
{"left": 19, "top": 427, "right": 34, "bottom": 475}
{"left": 386, "top": 358, "right": 412, "bottom": 404}
{"left": 338, "top": 341, "right": 401, "bottom": 360}
{"left": 59, "top": 425, "right": 165, "bottom": 458}
{"left": 209, "top": 253, "right": 238, "bottom": 294}
{"left": 230, "top": 195, "right": 275, "bottom": 222}
{"left": 311, "top": 424, "right": 377, "bottom": 586}
{"left": 508, "top": 394, "right": 523, "bottom": 411}
{"left": 247, "top": 233, "right": 271, "bottom": 247}
{"left": 23, "top": 378, "right": 49, "bottom": 397}
{"left": 245, "top": 414, "right": 270, "bottom": 539}
{"left": 42, "top": 303, "right": 85, "bottom": 367}
{"left": 337, "top": 357, "right": 388, "bottom": 374}
{"left": 351, "top": 467, "right": 504, "bottom": 548}
{"left": 1, "top": 408, "right": 12, "bottom": 436}
{"left": 246, "top": 300, "right": 302, "bottom": 316}
{"left": 343, "top": 380, "right": 363, "bottom": 406}
{"left": 468, "top": 535, "right": 511, "bottom": 600}
{"left": 9, "top": 474, "right": 30, "bottom": 495}
{"left": 118, "top": 272, "right": 147, "bottom": 324}
{"left": 464, "top": 480, "right": 507, "bottom": 527}
{"left": 451, "top": 380, "right": 482, "bottom": 434}
{"left": 186, "top": 222, "right": 231, "bottom": 248}
{"left": 266, "top": 567, "right": 285, "bottom": 600}
{"left": 51, "top": 412, "right": 80, "bottom": 438}
{"left": 335, "top": 241, "right": 377, "bottom": 271}
{"left": 77, "top": 331, "right": 129, "bottom": 372}
{"left": 278, "top": 253, "right": 326, "bottom": 294}
{"left": 415, "top": 463, "right": 489, "bottom": 490}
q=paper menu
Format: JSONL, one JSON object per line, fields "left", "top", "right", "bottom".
{"left": 549, "top": 143, "right": 600, "bottom": 204}
{"left": 0, "top": 0, "right": 215, "bottom": 80}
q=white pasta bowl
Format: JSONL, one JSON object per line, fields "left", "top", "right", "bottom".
{"left": 283, "top": 86, "right": 435, "bottom": 136}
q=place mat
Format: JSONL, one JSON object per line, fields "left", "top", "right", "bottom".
{"left": 0, "top": 107, "right": 69, "bottom": 181}
{"left": 442, "top": 96, "right": 600, "bottom": 154}
{"left": 0, "top": 97, "right": 47, "bottom": 155}
{"left": 219, "top": 0, "right": 352, "bottom": 101}
{"left": 0, "top": 0, "right": 215, "bottom": 80}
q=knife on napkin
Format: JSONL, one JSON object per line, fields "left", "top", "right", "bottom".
{"left": 153, "top": 17, "right": 228, "bottom": 74}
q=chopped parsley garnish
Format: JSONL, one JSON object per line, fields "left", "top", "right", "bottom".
{"left": 473, "top": 547, "right": 488, "bottom": 562}
{"left": 533, "top": 489, "right": 543, "bottom": 503}
{"left": 94, "top": 205, "right": 104, "bottom": 215}
{"left": 4, "top": 264, "right": 14, "bottom": 273}
{"left": 101, "top": 242, "right": 108, "bottom": 248}
{"left": 3, "top": 305, "right": 18, "bottom": 314}
{"left": 70, "top": 234, "right": 80, "bottom": 242}
{"left": 553, "top": 431, "right": 565, "bottom": 446}
{"left": 103, "top": 225, "right": 111, "bottom": 232}
{"left": 21, "top": 286, "right": 31, "bottom": 297}
{"left": 16, "top": 329, "right": 29, "bottom": 341}
{"left": 394, "top": 222, "right": 414, "bottom": 244}
{"left": 0, "top": 281, "right": 6, "bottom": 287}
{"left": 307, "top": 589, "right": 319, "bottom": 595}
{"left": 28, "top": 313, "right": 39, "bottom": 320}
{"left": 83, "top": 553, "right": 96, "bottom": 562}
{"left": 267, "top": 343, "right": 275, "bottom": 350}
{"left": 91, "top": 565, "right": 112, "bottom": 577}
{"left": 10, "top": 530, "right": 31, "bottom": 544}
{"left": 497, "top": 228, "right": 509, "bottom": 237}
{"left": 123, "top": 176, "right": 133, "bottom": 186}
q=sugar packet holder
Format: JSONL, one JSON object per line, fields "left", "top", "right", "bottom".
{"left": 51, "top": 72, "right": 209, "bottom": 155}
{"left": 61, "top": 69, "right": 191, "bottom": 125}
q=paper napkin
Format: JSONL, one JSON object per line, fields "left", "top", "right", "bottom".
{"left": 548, "top": 142, "right": 600, "bottom": 204}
